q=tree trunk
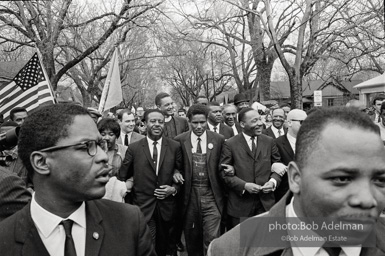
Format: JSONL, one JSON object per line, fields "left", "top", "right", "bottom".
{"left": 288, "top": 71, "right": 303, "bottom": 109}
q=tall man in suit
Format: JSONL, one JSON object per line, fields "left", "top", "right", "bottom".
{"left": 222, "top": 104, "right": 241, "bottom": 136}
{"left": 117, "top": 109, "right": 144, "bottom": 146}
{"left": 370, "top": 95, "right": 385, "bottom": 123}
{"left": 209, "top": 107, "right": 385, "bottom": 256}
{"left": 119, "top": 109, "right": 183, "bottom": 256}
{"left": 274, "top": 109, "right": 307, "bottom": 202}
{"left": 173, "top": 104, "right": 225, "bottom": 256}
{"left": 207, "top": 102, "right": 234, "bottom": 139}
{"left": 262, "top": 108, "right": 287, "bottom": 138}
{"left": 220, "top": 108, "right": 285, "bottom": 229}
{"left": 0, "top": 104, "right": 155, "bottom": 256}
{"left": 155, "top": 92, "right": 189, "bottom": 139}
{"left": 155, "top": 92, "right": 189, "bottom": 253}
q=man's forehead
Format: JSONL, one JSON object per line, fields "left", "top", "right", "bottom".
{"left": 122, "top": 113, "right": 134, "bottom": 120}
{"left": 223, "top": 106, "right": 236, "bottom": 113}
{"left": 272, "top": 109, "right": 284, "bottom": 116}
{"left": 65, "top": 115, "right": 100, "bottom": 139}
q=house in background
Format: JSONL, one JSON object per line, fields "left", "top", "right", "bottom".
{"left": 270, "top": 79, "right": 362, "bottom": 109}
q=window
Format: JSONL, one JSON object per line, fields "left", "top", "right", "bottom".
{"left": 327, "top": 98, "right": 334, "bottom": 107}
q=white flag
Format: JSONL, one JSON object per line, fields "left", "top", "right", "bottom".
{"left": 98, "top": 49, "right": 123, "bottom": 113}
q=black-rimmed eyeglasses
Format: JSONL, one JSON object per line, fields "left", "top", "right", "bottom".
{"left": 291, "top": 119, "right": 304, "bottom": 124}
{"left": 39, "top": 140, "right": 107, "bottom": 157}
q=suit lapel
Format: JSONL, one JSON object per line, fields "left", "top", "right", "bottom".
{"left": 206, "top": 131, "right": 213, "bottom": 162}
{"left": 240, "top": 133, "right": 254, "bottom": 159}
{"left": 255, "top": 135, "right": 265, "bottom": 160}
{"left": 183, "top": 133, "right": 193, "bottom": 170}
{"left": 16, "top": 204, "right": 50, "bottom": 256}
{"left": 85, "top": 201, "right": 104, "bottom": 256}
{"left": 142, "top": 139, "right": 155, "bottom": 170}
{"left": 283, "top": 135, "right": 294, "bottom": 158}
{"left": 158, "top": 138, "right": 168, "bottom": 171}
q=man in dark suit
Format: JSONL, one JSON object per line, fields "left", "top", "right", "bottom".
{"left": 117, "top": 109, "right": 144, "bottom": 146}
{"left": 274, "top": 109, "right": 307, "bottom": 202}
{"left": 209, "top": 107, "right": 385, "bottom": 256}
{"left": 222, "top": 104, "right": 241, "bottom": 136}
{"left": 0, "top": 104, "right": 155, "bottom": 256}
{"left": 119, "top": 109, "right": 183, "bottom": 256}
{"left": 220, "top": 108, "right": 284, "bottom": 230}
{"left": 0, "top": 167, "right": 31, "bottom": 222}
{"left": 207, "top": 101, "right": 234, "bottom": 140}
{"left": 262, "top": 108, "right": 287, "bottom": 138}
{"left": 155, "top": 92, "right": 189, "bottom": 139}
{"left": 173, "top": 104, "right": 225, "bottom": 256}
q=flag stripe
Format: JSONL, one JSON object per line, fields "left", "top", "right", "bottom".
{"left": 0, "top": 83, "right": 52, "bottom": 118}
{"left": 0, "top": 52, "right": 55, "bottom": 120}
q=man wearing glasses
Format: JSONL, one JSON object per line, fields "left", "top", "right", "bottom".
{"left": 274, "top": 109, "right": 307, "bottom": 202}
{"left": 0, "top": 104, "right": 155, "bottom": 256}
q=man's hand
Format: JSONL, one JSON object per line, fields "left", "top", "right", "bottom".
{"left": 261, "top": 181, "right": 275, "bottom": 193}
{"left": 244, "top": 183, "right": 262, "bottom": 194}
{"left": 271, "top": 163, "right": 287, "bottom": 176}
{"left": 221, "top": 164, "right": 235, "bottom": 176}
{"left": 173, "top": 171, "right": 184, "bottom": 184}
{"left": 154, "top": 185, "right": 176, "bottom": 200}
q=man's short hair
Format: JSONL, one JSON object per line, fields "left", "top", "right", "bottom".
{"left": 178, "top": 108, "right": 186, "bottom": 114}
{"left": 117, "top": 109, "right": 133, "bottom": 121}
{"left": 222, "top": 104, "right": 236, "bottom": 111}
{"left": 143, "top": 109, "right": 164, "bottom": 122}
{"left": 186, "top": 104, "right": 209, "bottom": 121}
{"left": 207, "top": 101, "right": 220, "bottom": 107}
{"left": 9, "top": 107, "right": 27, "bottom": 121}
{"left": 295, "top": 107, "right": 380, "bottom": 170}
{"left": 97, "top": 118, "right": 121, "bottom": 138}
{"left": 238, "top": 107, "right": 254, "bottom": 123}
{"left": 155, "top": 92, "right": 170, "bottom": 106}
{"left": 372, "top": 94, "right": 385, "bottom": 105}
{"left": 18, "top": 104, "right": 90, "bottom": 178}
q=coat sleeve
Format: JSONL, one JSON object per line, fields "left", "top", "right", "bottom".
{"left": 220, "top": 141, "right": 247, "bottom": 195}
{"left": 0, "top": 169, "right": 31, "bottom": 222}
{"left": 118, "top": 145, "right": 134, "bottom": 181}
{"left": 270, "top": 140, "right": 282, "bottom": 186}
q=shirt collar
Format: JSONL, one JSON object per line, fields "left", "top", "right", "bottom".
{"left": 191, "top": 130, "right": 207, "bottom": 142}
{"left": 30, "top": 193, "right": 86, "bottom": 238}
{"left": 207, "top": 122, "right": 220, "bottom": 130}
{"left": 287, "top": 197, "right": 361, "bottom": 256}
{"left": 271, "top": 125, "right": 283, "bottom": 134}
{"left": 147, "top": 136, "right": 162, "bottom": 146}
{"left": 286, "top": 133, "right": 296, "bottom": 145}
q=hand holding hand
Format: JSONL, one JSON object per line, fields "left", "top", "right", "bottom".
{"left": 222, "top": 164, "right": 235, "bottom": 176}
{"left": 154, "top": 185, "right": 176, "bottom": 200}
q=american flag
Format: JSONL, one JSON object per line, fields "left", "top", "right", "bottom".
{"left": 0, "top": 53, "right": 55, "bottom": 119}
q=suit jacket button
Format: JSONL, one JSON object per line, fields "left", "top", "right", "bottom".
{"left": 93, "top": 232, "right": 99, "bottom": 240}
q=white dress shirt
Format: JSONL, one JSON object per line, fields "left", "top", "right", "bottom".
{"left": 147, "top": 136, "right": 162, "bottom": 175}
{"left": 207, "top": 122, "right": 220, "bottom": 134}
{"left": 287, "top": 197, "right": 361, "bottom": 256}
{"left": 242, "top": 132, "right": 277, "bottom": 188}
{"left": 30, "top": 193, "right": 86, "bottom": 256}
{"left": 120, "top": 131, "right": 132, "bottom": 145}
{"left": 271, "top": 125, "right": 285, "bottom": 138}
{"left": 191, "top": 131, "right": 207, "bottom": 154}
{"left": 286, "top": 133, "right": 296, "bottom": 153}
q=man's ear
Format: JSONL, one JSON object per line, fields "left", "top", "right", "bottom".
{"left": 287, "top": 161, "right": 301, "bottom": 194}
{"left": 30, "top": 151, "right": 51, "bottom": 176}
{"left": 240, "top": 121, "right": 245, "bottom": 128}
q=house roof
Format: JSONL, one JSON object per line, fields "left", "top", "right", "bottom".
{"left": 270, "top": 80, "right": 362, "bottom": 99}
{"left": 0, "top": 60, "right": 28, "bottom": 80}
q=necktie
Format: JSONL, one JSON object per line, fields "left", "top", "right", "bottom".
{"left": 61, "top": 220, "right": 77, "bottom": 256}
{"left": 322, "top": 245, "right": 342, "bottom": 256}
{"left": 378, "top": 114, "right": 381, "bottom": 123}
{"left": 278, "top": 129, "right": 282, "bottom": 137}
{"left": 197, "top": 138, "right": 202, "bottom": 153}
{"left": 213, "top": 126, "right": 217, "bottom": 133}
{"left": 153, "top": 141, "right": 158, "bottom": 168}
{"left": 124, "top": 134, "right": 128, "bottom": 146}
{"left": 251, "top": 136, "right": 256, "bottom": 154}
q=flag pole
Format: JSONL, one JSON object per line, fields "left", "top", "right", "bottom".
{"left": 35, "top": 46, "right": 57, "bottom": 104}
